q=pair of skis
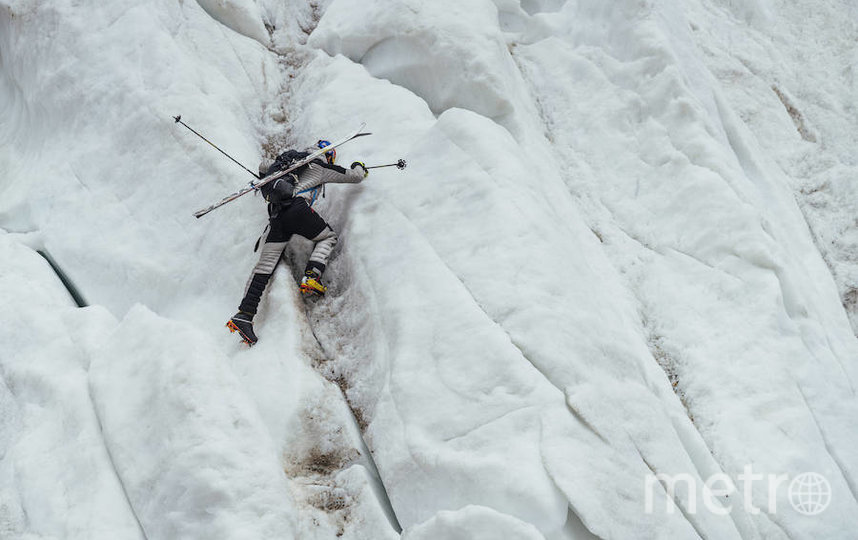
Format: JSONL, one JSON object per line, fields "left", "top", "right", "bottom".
{"left": 191, "top": 123, "right": 371, "bottom": 219}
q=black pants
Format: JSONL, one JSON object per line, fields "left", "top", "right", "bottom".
{"left": 238, "top": 198, "right": 337, "bottom": 315}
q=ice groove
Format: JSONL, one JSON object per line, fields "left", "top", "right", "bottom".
{"left": 283, "top": 250, "right": 405, "bottom": 534}
{"left": 85, "top": 381, "right": 149, "bottom": 539}
{"left": 638, "top": 450, "right": 707, "bottom": 540}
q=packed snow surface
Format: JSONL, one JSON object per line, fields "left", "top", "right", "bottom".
{"left": 1, "top": 0, "right": 857, "bottom": 538}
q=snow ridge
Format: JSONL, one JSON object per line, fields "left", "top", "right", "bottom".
{"left": 2, "top": 0, "right": 857, "bottom": 538}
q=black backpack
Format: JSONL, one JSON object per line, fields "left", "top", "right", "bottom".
{"left": 258, "top": 149, "right": 312, "bottom": 178}
{"left": 274, "top": 149, "right": 311, "bottom": 173}
{"left": 259, "top": 149, "right": 312, "bottom": 211}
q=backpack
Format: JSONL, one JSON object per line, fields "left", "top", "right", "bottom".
{"left": 274, "top": 149, "right": 310, "bottom": 173}
{"left": 259, "top": 149, "right": 312, "bottom": 213}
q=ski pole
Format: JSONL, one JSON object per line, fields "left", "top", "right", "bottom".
{"left": 366, "top": 159, "right": 407, "bottom": 170}
{"left": 173, "top": 115, "right": 260, "bottom": 179}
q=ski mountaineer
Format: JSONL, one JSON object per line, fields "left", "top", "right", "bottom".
{"left": 226, "top": 140, "right": 369, "bottom": 346}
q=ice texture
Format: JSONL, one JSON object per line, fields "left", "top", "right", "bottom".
{"left": 1, "top": 0, "right": 856, "bottom": 538}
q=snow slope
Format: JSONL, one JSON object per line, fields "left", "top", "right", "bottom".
{"left": 0, "top": 233, "right": 141, "bottom": 539}
{"left": 1, "top": 0, "right": 856, "bottom": 538}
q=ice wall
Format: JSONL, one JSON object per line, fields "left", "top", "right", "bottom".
{"left": 1, "top": 0, "right": 856, "bottom": 538}
{"left": 0, "top": 0, "right": 395, "bottom": 538}
{"left": 306, "top": 0, "right": 858, "bottom": 537}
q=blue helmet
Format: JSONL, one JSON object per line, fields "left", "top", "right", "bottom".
{"left": 317, "top": 139, "right": 336, "bottom": 164}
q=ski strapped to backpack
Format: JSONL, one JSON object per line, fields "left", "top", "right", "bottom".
{"left": 191, "top": 123, "right": 371, "bottom": 219}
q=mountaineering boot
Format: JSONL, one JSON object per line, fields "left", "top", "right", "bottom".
{"left": 300, "top": 269, "right": 327, "bottom": 297}
{"left": 226, "top": 311, "right": 258, "bottom": 346}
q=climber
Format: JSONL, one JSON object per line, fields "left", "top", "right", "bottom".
{"left": 226, "top": 139, "right": 368, "bottom": 346}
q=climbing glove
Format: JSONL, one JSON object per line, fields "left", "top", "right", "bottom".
{"left": 351, "top": 161, "right": 369, "bottom": 178}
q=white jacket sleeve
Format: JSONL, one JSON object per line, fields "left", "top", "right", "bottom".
{"left": 292, "top": 161, "right": 364, "bottom": 196}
